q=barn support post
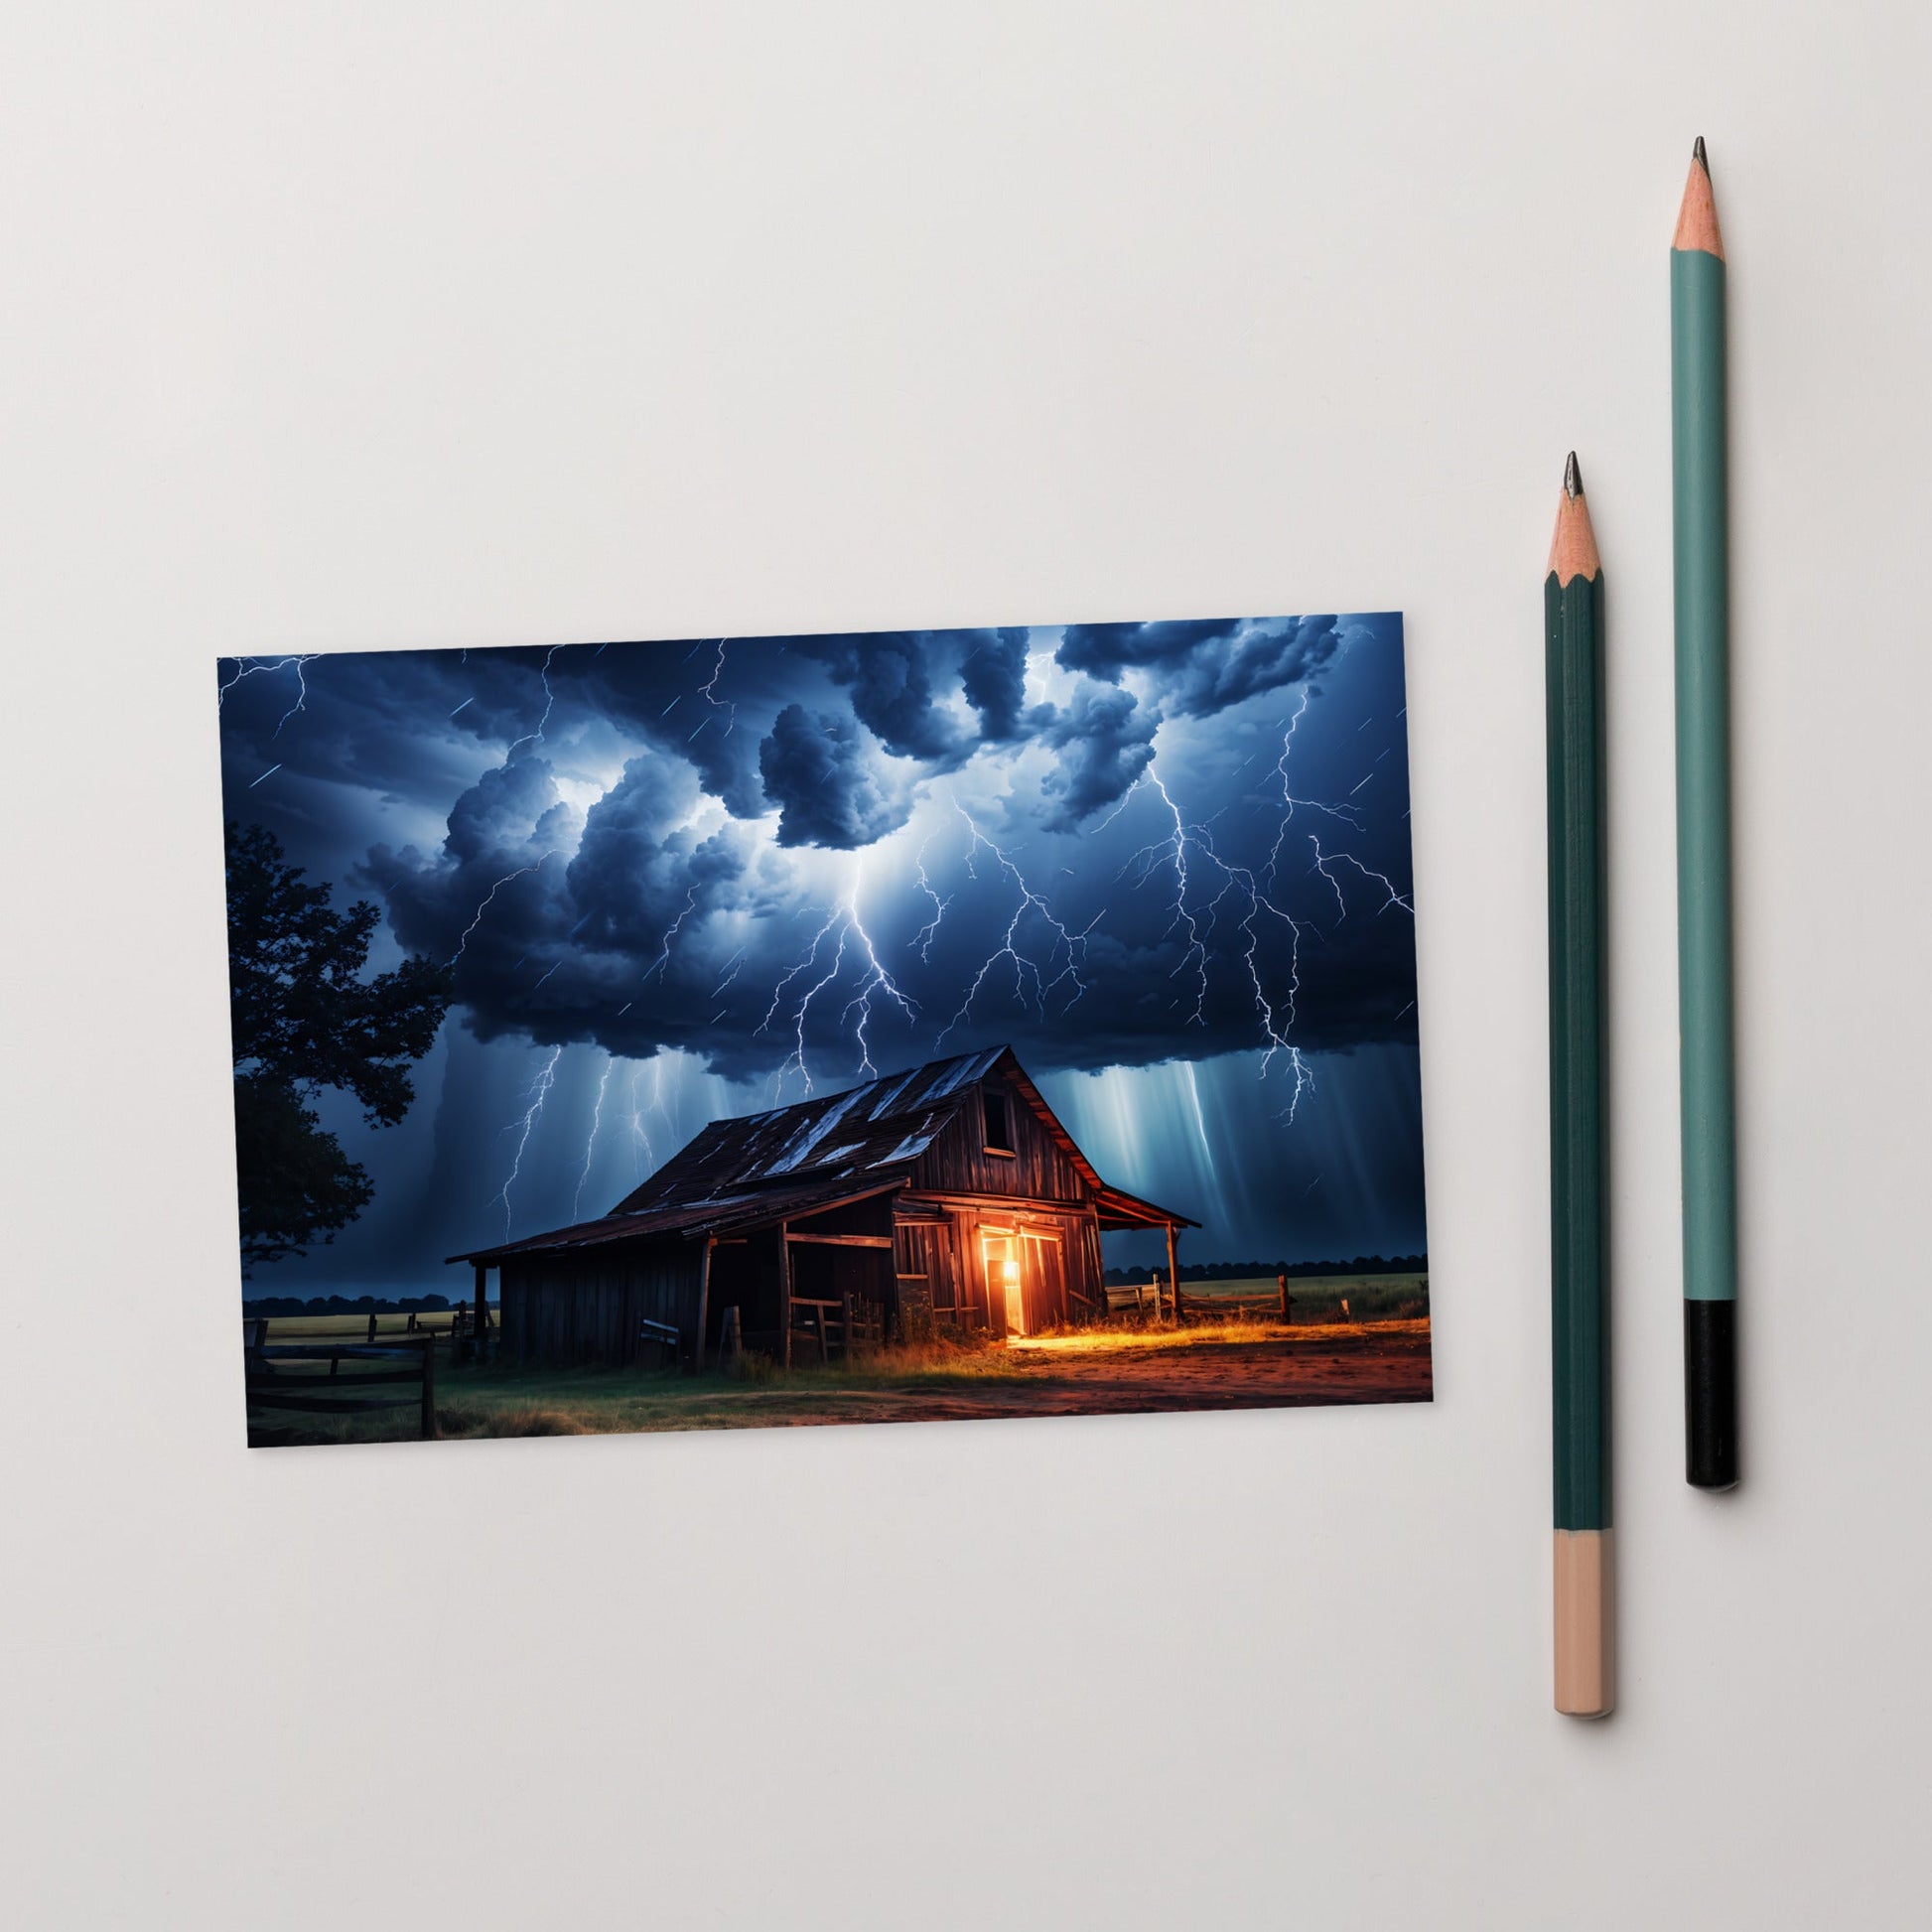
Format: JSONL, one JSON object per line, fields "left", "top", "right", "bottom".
{"left": 693, "top": 1238, "right": 714, "bottom": 1373}
{"left": 1166, "top": 1222, "right": 1180, "bottom": 1326}
{"left": 776, "top": 1221, "right": 792, "bottom": 1368}
{"left": 473, "top": 1262, "right": 488, "bottom": 1363}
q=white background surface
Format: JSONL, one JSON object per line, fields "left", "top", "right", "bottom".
{"left": 4, "top": 5, "right": 1929, "bottom": 1926}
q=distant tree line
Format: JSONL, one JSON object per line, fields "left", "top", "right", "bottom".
{"left": 1103, "top": 1254, "right": 1429, "bottom": 1285}
{"left": 241, "top": 1292, "right": 495, "bottom": 1316}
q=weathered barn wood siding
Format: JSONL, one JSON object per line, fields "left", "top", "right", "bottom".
{"left": 909, "top": 1076, "right": 1087, "bottom": 1203}
{"left": 1072, "top": 1211, "right": 1104, "bottom": 1313}
{"left": 894, "top": 1216, "right": 964, "bottom": 1333}
{"left": 500, "top": 1246, "right": 702, "bottom": 1367}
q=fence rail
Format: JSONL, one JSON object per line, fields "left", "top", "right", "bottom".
{"left": 1103, "top": 1282, "right": 1174, "bottom": 1320}
{"left": 787, "top": 1293, "right": 884, "bottom": 1363}
{"left": 244, "top": 1335, "right": 438, "bottom": 1441}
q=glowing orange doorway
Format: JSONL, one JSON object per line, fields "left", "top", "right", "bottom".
{"left": 983, "top": 1233, "right": 1026, "bottom": 1338}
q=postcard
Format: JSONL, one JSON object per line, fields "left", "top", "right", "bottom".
{"left": 219, "top": 616, "right": 1427, "bottom": 1444}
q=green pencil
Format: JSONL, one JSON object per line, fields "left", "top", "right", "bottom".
{"left": 1672, "top": 138, "right": 1739, "bottom": 1490}
{"left": 1547, "top": 453, "right": 1612, "bottom": 1718}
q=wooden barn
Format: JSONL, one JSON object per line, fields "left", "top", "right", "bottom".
{"left": 450, "top": 1045, "right": 1196, "bottom": 1369}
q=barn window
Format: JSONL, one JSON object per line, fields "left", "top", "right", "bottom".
{"left": 982, "top": 1086, "right": 1014, "bottom": 1154}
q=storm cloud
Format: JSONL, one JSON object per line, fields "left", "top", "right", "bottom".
{"left": 1035, "top": 681, "right": 1160, "bottom": 828}
{"left": 220, "top": 615, "right": 1415, "bottom": 1088}
{"left": 1058, "top": 614, "right": 1344, "bottom": 717}
{"left": 759, "top": 703, "right": 912, "bottom": 849}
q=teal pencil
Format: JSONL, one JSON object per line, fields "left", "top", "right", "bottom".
{"left": 1547, "top": 454, "right": 1612, "bottom": 1718}
{"left": 1672, "top": 139, "right": 1738, "bottom": 1490}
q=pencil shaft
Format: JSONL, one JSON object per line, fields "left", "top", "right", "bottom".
{"left": 1546, "top": 569, "right": 1610, "bottom": 1534}
{"left": 1673, "top": 234, "right": 1739, "bottom": 1487}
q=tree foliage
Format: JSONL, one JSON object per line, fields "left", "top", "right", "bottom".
{"left": 227, "top": 823, "right": 452, "bottom": 1271}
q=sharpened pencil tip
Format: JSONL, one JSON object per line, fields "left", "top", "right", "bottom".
{"left": 1564, "top": 452, "right": 1583, "bottom": 499}
{"left": 1693, "top": 135, "right": 1708, "bottom": 172}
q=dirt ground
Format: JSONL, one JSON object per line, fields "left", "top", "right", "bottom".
{"left": 252, "top": 1317, "right": 1433, "bottom": 1444}
{"left": 818, "top": 1320, "right": 1435, "bottom": 1426}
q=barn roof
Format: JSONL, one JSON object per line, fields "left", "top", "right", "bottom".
{"left": 611, "top": 1045, "right": 1008, "bottom": 1212}
{"left": 449, "top": 1044, "right": 1195, "bottom": 1264}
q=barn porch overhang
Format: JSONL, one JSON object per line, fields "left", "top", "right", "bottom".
{"left": 1090, "top": 1184, "right": 1200, "bottom": 1234}
{"left": 445, "top": 1174, "right": 910, "bottom": 1268}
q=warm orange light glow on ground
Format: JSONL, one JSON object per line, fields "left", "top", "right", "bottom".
{"left": 1005, "top": 1318, "right": 1412, "bottom": 1356}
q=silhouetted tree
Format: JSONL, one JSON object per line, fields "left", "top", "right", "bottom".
{"left": 226, "top": 823, "right": 452, "bottom": 1272}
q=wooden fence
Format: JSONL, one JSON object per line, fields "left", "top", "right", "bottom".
{"left": 244, "top": 1328, "right": 438, "bottom": 1441}
{"left": 1103, "top": 1281, "right": 1175, "bottom": 1321}
{"left": 1101, "top": 1284, "right": 1305, "bottom": 1324}
{"left": 787, "top": 1294, "right": 885, "bottom": 1364}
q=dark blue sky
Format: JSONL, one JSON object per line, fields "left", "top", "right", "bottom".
{"left": 218, "top": 615, "right": 1425, "bottom": 1291}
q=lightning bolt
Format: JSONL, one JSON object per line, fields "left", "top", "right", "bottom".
{"left": 1124, "top": 770, "right": 1210, "bottom": 1025}
{"left": 271, "top": 656, "right": 319, "bottom": 737}
{"left": 936, "top": 800, "right": 1095, "bottom": 1044}
{"left": 1308, "top": 835, "right": 1414, "bottom": 919}
{"left": 452, "top": 850, "right": 560, "bottom": 964}
{"left": 622, "top": 1060, "right": 655, "bottom": 1182}
{"left": 506, "top": 644, "right": 564, "bottom": 757}
{"left": 757, "top": 905, "right": 846, "bottom": 1097}
{"left": 216, "top": 655, "right": 321, "bottom": 738}
{"left": 696, "top": 638, "right": 737, "bottom": 737}
{"left": 910, "top": 831, "right": 951, "bottom": 961}
{"left": 640, "top": 886, "right": 699, "bottom": 986}
{"left": 572, "top": 1053, "right": 613, "bottom": 1220}
{"left": 496, "top": 1045, "right": 562, "bottom": 1237}
{"left": 840, "top": 864, "right": 919, "bottom": 1080}
{"left": 1113, "top": 760, "right": 1319, "bottom": 1120}
{"left": 1266, "top": 685, "right": 1365, "bottom": 897}
{"left": 755, "top": 863, "right": 919, "bottom": 1096}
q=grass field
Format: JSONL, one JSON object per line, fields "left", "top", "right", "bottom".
{"left": 250, "top": 1311, "right": 469, "bottom": 1342}
{"left": 1179, "top": 1273, "right": 1428, "bottom": 1320}
{"left": 245, "top": 1280, "right": 1431, "bottom": 1447}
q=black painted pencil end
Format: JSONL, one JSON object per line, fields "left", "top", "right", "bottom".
{"left": 1685, "top": 1299, "right": 1739, "bottom": 1489}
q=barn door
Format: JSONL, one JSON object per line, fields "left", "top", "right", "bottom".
{"left": 1024, "top": 1233, "right": 1063, "bottom": 1329}
{"left": 981, "top": 1231, "right": 1025, "bottom": 1336}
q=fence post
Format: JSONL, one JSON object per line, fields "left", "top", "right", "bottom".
{"left": 367, "top": 1311, "right": 378, "bottom": 1343}
{"left": 693, "top": 1237, "right": 714, "bottom": 1373}
{"left": 776, "top": 1224, "right": 793, "bottom": 1368}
